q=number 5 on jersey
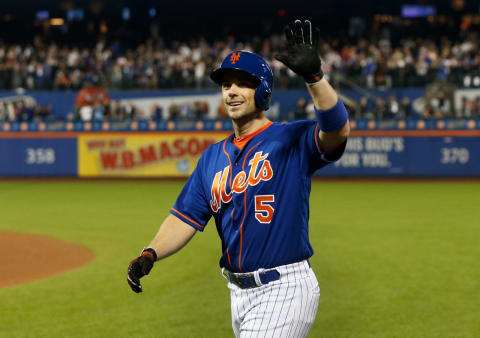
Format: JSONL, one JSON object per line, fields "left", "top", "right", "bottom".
{"left": 255, "top": 195, "right": 275, "bottom": 224}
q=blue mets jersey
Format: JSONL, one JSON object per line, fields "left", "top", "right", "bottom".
{"left": 170, "top": 120, "right": 346, "bottom": 273}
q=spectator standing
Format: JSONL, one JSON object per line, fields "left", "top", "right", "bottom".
{"left": 385, "top": 94, "right": 400, "bottom": 119}
{"left": 399, "top": 97, "right": 413, "bottom": 118}
{"left": 430, "top": 91, "right": 452, "bottom": 118}
{"left": 75, "top": 78, "right": 110, "bottom": 121}
{"left": 374, "top": 97, "right": 386, "bottom": 119}
{"left": 293, "top": 97, "right": 308, "bottom": 120}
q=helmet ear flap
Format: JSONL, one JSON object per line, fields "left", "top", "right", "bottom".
{"left": 255, "top": 79, "right": 272, "bottom": 110}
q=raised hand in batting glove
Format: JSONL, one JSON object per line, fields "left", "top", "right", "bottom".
{"left": 275, "top": 19, "right": 324, "bottom": 84}
{"left": 127, "top": 248, "right": 157, "bottom": 293}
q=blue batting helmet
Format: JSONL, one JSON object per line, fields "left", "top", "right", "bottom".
{"left": 210, "top": 50, "right": 274, "bottom": 110}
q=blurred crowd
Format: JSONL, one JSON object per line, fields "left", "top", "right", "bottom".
{"left": 323, "top": 33, "right": 480, "bottom": 90}
{"left": 70, "top": 82, "right": 212, "bottom": 121}
{"left": 1, "top": 29, "right": 480, "bottom": 122}
{"left": 1, "top": 84, "right": 479, "bottom": 122}
{"left": 0, "top": 31, "right": 479, "bottom": 92}
{"left": 0, "top": 96, "right": 52, "bottom": 122}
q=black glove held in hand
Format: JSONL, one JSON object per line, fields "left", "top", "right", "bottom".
{"left": 275, "top": 19, "right": 324, "bottom": 83}
{"left": 127, "top": 248, "right": 157, "bottom": 293}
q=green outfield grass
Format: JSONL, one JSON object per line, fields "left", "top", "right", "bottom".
{"left": 0, "top": 180, "right": 478, "bottom": 338}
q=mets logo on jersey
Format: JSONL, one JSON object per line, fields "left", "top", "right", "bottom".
{"left": 210, "top": 151, "right": 273, "bottom": 212}
{"left": 230, "top": 52, "right": 241, "bottom": 64}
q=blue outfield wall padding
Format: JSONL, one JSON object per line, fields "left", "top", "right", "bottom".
{"left": 0, "top": 133, "right": 478, "bottom": 177}
{"left": 315, "top": 135, "right": 480, "bottom": 177}
{"left": 0, "top": 138, "right": 77, "bottom": 176}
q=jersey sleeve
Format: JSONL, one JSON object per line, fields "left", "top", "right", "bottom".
{"left": 297, "top": 121, "right": 347, "bottom": 174}
{"left": 170, "top": 155, "right": 212, "bottom": 231}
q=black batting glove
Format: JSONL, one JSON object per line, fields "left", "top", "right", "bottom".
{"left": 275, "top": 19, "right": 324, "bottom": 84}
{"left": 127, "top": 248, "right": 157, "bottom": 293}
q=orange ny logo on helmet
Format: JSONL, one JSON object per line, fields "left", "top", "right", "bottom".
{"left": 230, "top": 52, "right": 241, "bottom": 64}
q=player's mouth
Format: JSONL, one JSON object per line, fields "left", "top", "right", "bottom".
{"left": 228, "top": 101, "right": 243, "bottom": 107}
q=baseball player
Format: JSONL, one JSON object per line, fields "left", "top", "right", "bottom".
{"left": 127, "top": 19, "right": 350, "bottom": 337}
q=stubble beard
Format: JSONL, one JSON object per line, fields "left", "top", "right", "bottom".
{"left": 227, "top": 105, "right": 262, "bottom": 124}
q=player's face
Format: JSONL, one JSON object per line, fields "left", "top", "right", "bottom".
{"left": 221, "top": 70, "right": 259, "bottom": 120}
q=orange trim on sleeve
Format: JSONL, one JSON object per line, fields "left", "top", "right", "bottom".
{"left": 170, "top": 208, "right": 204, "bottom": 229}
{"left": 313, "top": 124, "right": 323, "bottom": 155}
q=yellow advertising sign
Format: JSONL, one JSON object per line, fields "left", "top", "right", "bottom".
{"left": 78, "top": 132, "right": 229, "bottom": 177}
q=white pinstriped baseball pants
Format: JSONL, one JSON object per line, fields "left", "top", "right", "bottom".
{"left": 226, "top": 260, "right": 320, "bottom": 338}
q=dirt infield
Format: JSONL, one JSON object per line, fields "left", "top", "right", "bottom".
{"left": 0, "top": 232, "right": 94, "bottom": 288}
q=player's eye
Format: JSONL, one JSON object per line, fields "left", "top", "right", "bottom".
{"left": 222, "top": 82, "right": 231, "bottom": 89}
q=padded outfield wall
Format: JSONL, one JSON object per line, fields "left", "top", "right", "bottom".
{"left": 0, "top": 119, "right": 479, "bottom": 177}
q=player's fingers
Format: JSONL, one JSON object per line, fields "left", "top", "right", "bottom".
{"left": 293, "top": 20, "right": 304, "bottom": 44}
{"left": 141, "top": 259, "right": 154, "bottom": 275}
{"left": 283, "top": 26, "right": 295, "bottom": 48}
{"left": 313, "top": 27, "right": 321, "bottom": 49}
{"left": 127, "top": 258, "right": 145, "bottom": 292}
{"left": 303, "top": 20, "right": 312, "bottom": 45}
{"left": 127, "top": 274, "right": 142, "bottom": 293}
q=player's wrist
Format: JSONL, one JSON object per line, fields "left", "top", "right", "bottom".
{"left": 141, "top": 247, "right": 158, "bottom": 262}
{"left": 303, "top": 70, "right": 324, "bottom": 84}
{"left": 315, "top": 98, "right": 348, "bottom": 132}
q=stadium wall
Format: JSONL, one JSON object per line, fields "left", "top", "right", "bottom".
{"left": 0, "top": 129, "right": 479, "bottom": 177}
{"left": 0, "top": 88, "right": 427, "bottom": 120}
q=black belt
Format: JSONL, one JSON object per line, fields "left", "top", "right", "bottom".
{"left": 225, "top": 269, "right": 280, "bottom": 289}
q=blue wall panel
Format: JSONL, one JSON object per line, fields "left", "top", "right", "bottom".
{"left": 0, "top": 135, "right": 478, "bottom": 177}
{"left": 0, "top": 138, "right": 77, "bottom": 176}
{"left": 316, "top": 136, "right": 479, "bottom": 176}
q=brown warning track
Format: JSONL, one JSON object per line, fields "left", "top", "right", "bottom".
{"left": 0, "top": 232, "right": 95, "bottom": 288}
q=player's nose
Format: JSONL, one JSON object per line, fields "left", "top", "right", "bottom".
{"left": 227, "top": 83, "right": 240, "bottom": 95}
{"left": 227, "top": 84, "right": 240, "bottom": 97}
